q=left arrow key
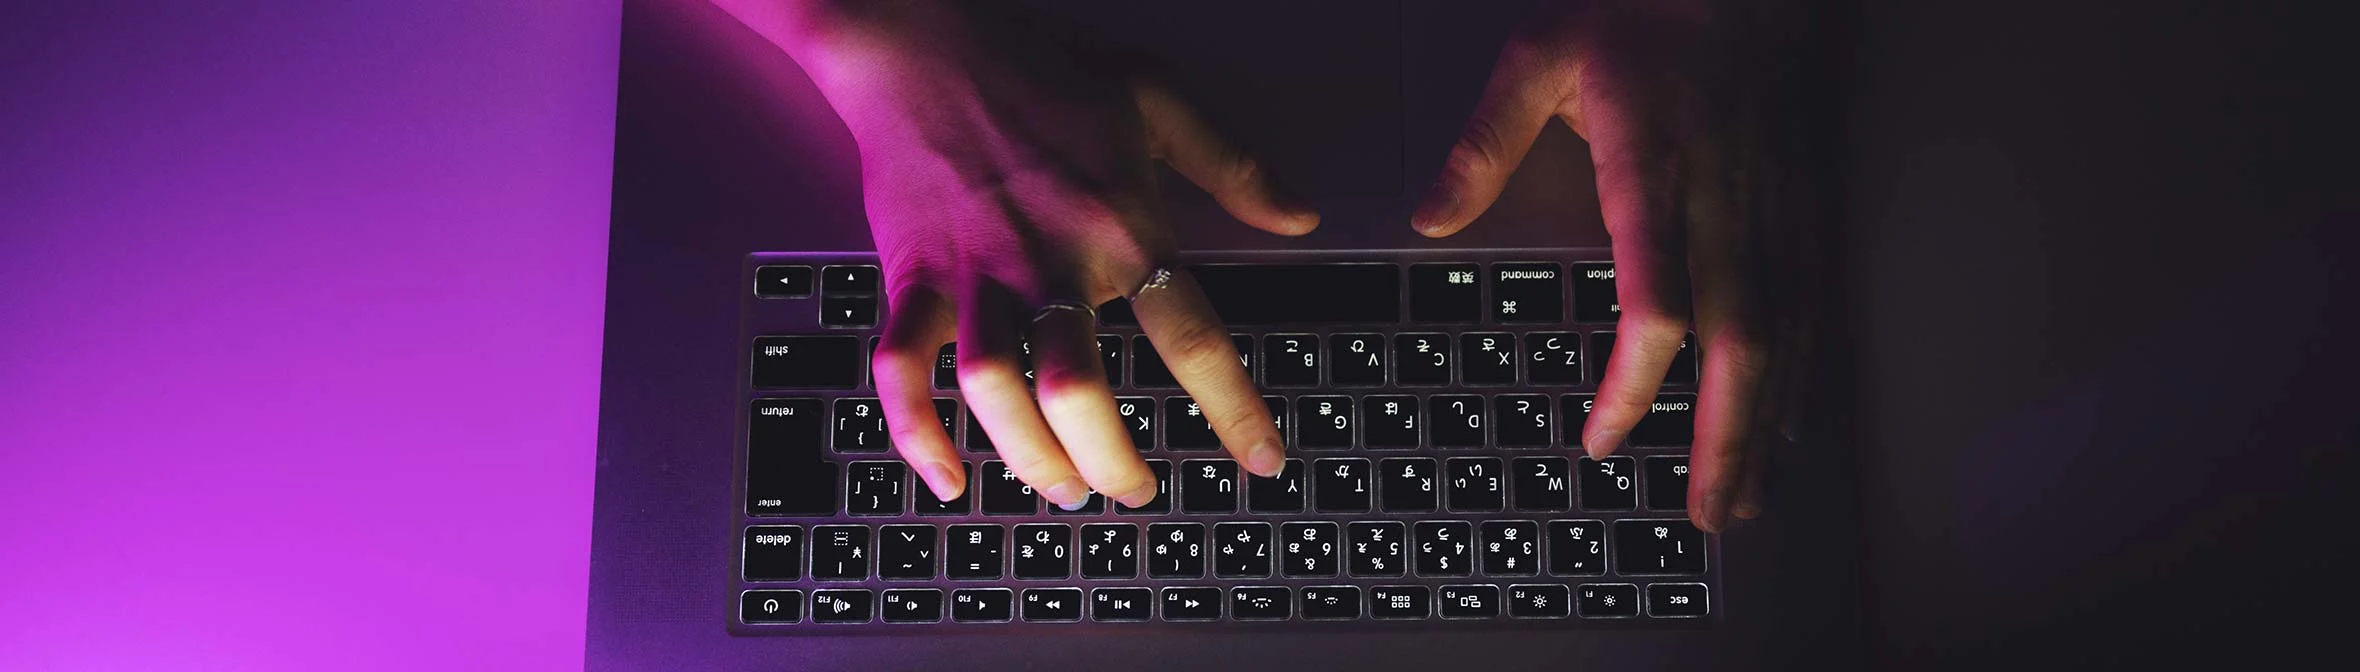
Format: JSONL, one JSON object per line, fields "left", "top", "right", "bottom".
{"left": 755, "top": 265, "right": 815, "bottom": 298}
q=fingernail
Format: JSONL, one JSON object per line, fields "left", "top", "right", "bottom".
{"left": 1246, "top": 440, "right": 1285, "bottom": 478}
{"left": 1732, "top": 502, "right": 1762, "bottom": 520}
{"left": 918, "top": 462, "right": 961, "bottom": 502}
{"left": 1582, "top": 429, "right": 1626, "bottom": 459}
{"left": 1042, "top": 479, "right": 1091, "bottom": 509}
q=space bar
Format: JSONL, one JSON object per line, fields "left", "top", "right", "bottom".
{"left": 1099, "top": 264, "right": 1401, "bottom": 326}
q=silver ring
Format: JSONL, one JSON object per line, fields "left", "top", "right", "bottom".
{"left": 1129, "top": 267, "right": 1175, "bottom": 301}
{"left": 1031, "top": 299, "right": 1097, "bottom": 323}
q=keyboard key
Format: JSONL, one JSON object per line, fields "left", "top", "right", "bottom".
{"left": 1313, "top": 458, "right": 1372, "bottom": 513}
{"left": 1013, "top": 524, "right": 1072, "bottom": 580}
{"left": 1132, "top": 335, "right": 1178, "bottom": 388}
{"left": 1300, "top": 586, "right": 1363, "bottom": 621}
{"left": 1362, "top": 395, "right": 1420, "bottom": 449}
{"left": 751, "top": 336, "right": 861, "bottom": 389}
{"left": 1579, "top": 457, "right": 1637, "bottom": 511}
{"left": 1459, "top": 333, "right": 1517, "bottom": 385}
{"left": 1117, "top": 460, "right": 1173, "bottom": 515}
{"left": 1263, "top": 395, "right": 1287, "bottom": 436}
{"left": 1571, "top": 262, "right": 1618, "bottom": 322}
{"left": 1181, "top": 460, "right": 1239, "bottom": 513}
{"left": 1633, "top": 393, "right": 1698, "bottom": 447}
{"left": 946, "top": 524, "right": 1004, "bottom": 579}
{"left": 820, "top": 295, "right": 877, "bottom": 328}
{"left": 1393, "top": 334, "right": 1451, "bottom": 385}
{"left": 1430, "top": 395, "right": 1485, "bottom": 448}
{"left": 1547, "top": 520, "right": 1608, "bottom": 576}
{"left": 877, "top": 525, "right": 936, "bottom": 580}
{"left": 1080, "top": 524, "right": 1138, "bottom": 579}
{"left": 1231, "top": 586, "right": 1292, "bottom": 621}
{"left": 1526, "top": 332, "right": 1582, "bottom": 385}
{"left": 1348, "top": 521, "right": 1407, "bottom": 577}
{"left": 1493, "top": 394, "right": 1552, "bottom": 448}
{"left": 1294, "top": 396, "right": 1354, "bottom": 449}
{"left": 1576, "top": 583, "right": 1640, "bottom": 618}
{"left": 913, "top": 460, "right": 971, "bottom": 515}
{"left": 1328, "top": 333, "right": 1387, "bottom": 386}
{"left": 1508, "top": 584, "right": 1571, "bottom": 619}
{"left": 933, "top": 397, "right": 959, "bottom": 436}
{"left": 1092, "top": 587, "right": 1154, "bottom": 622}
{"left": 882, "top": 588, "right": 943, "bottom": 623}
{"left": 1409, "top": 263, "right": 1482, "bottom": 324}
{"left": 1097, "top": 335, "right": 1124, "bottom": 387}
{"left": 753, "top": 265, "right": 814, "bottom": 298}
{"left": 1491, "top": 262, "right": 1564, "bottom": 323}
{"left": 1645, "top": 456, "right": 1691, "bottom": 510}
{"left": 1264, "top": 334, "right": 1320, "bottom": 387}
{"left": 1163, "top": 398, "right": 1218, "bottom": 451}
{"left": 821, "top": 265, "right": 879, "bottom": 295}
{"left": 1235, "top": 334, "right": 1255, "bottom": 375}
{"left": 832, "top": 398, "right": 888, "bottom": 452}
{"left": 1213, "top": 522, "right": 1274, "bottom": 578}
{"left": 1161, "top": 587, "right": 1223, "bottom": 621}
{"left": 742, "top": 526, "right": 802, "bottom": 581}
{"left": 1614, "top": 519, "right": 1708, "bottom": 575}
{"left": 1247, "top": 459, "right": 1306, "bottom": 513}
{"left": 1588, "top": 331, "right": 1698, "bottom": 385}
{"left": 1281, "top": 521, "right": 1340, "bottom": 577}
{"left": 1370, "top": 585, "right": 1432, "bottom": 620}
{"left": 979, "top": 461, "right": 1036, "bottom": 515}
{"left": 746, "top": 398, "right": 836, "bottom": 516}
{"left": 1190, "top": 264, "right": 1400, "bottom": 325}
{"left": 1561, "top": 394, "right": 1594, "bottom": 448}
{"left": 813, "top": 525, "right": 870, "bottom": 581}
{"left": 934, "top": 344, "right": 959, "bottom": 389}
{"left": 813, "top": 589, "right": 873, "bottom": 624}
{"left": 1481, "top": 521, "right": 1540, "bottom": 576}
{"left": 1380, "top": 458, "right": 1438, "bottom": 513}
{"left": 1414, "top": 521, "right": 1473, "bottom": 577}
{"left": 1438, "top": 585, "right": 1500, "bottom": 619}
{"left": 741, "top": 589, "right": 803, "bottom": 624}
{"left": 1147, "top": 523, "right": 1207, "bottom": 578}
{"left": 1115, "top": 397, "right": 1154, "bottom": 450}
{"left": 965, "top": 412, "right": 995, "bottom": 453}
{"left": 846, "top": 461, "right": 904, "bottom": 516}
{"left": 1647, "top": 583, "right": 1711, "bottom": 618}
{"left": 1446, "top": 457, "right": 1505, "bottom": 512}
{"left": 952, "top": 588, "right": 1014, "bottom": 622}
{"left": 1512, "top": 457, "right": 1573, "bottom": 512}
{"left": 1022, "top": 588, "right": 1083, "bottom": 622}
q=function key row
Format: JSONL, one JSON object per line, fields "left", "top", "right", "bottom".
{"left": 753, "top": 261, "right": 1629, "bottom": 330}
{"left": 742, "top": 518, "right": 1705, "bottom": 583}
{"left": 741, "top": 582, "right": 1707, "bottom": 625}
{"left": 751, "top": 330, "right": 1696, "bottom": 391}
{"left": 808, "top": 393, "right": 1697, "bottom": 455}
{"left": 814, "top": 454, "right": 1688, "bottom": 518}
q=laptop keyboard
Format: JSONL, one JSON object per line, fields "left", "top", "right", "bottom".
{"left": 734, "top": 250, "right": 1714, "bottom": 630}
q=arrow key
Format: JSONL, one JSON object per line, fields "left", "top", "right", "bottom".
{"left": 754, "top": 265, "right": 813, "bottom": 298}
{"left": 1021, "top": 587, "right": 1083, "bottom": 622}
{"left": 821, "top": 295, "right": 878, "bottom": 328}
{"left": 1299, "top": 585, "right": 1362, "bottom": 621}
{"left": 1091, "top": 587, "right": 1153, "bottom": 622}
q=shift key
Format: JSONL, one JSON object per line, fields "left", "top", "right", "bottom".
{"left": 752, "top": 336, "right": 862, "bottom": 389}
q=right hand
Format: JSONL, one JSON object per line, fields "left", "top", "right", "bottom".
{"left": 716, "top": 0, "right": 1314, "bottom": 507}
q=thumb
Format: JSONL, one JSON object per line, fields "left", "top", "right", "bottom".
{"left": 1411, "top": 40, "right": 1568, "bottom": 237}
{"left": 1135, "top": 79, "right": 1320, "bottom": 236}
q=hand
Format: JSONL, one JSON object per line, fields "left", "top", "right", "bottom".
{"left": 1412, "top": 0, "right": 1793, "bottom": 532}
{"left": 715, "top": 0, "right": 1313, "bottom": 508}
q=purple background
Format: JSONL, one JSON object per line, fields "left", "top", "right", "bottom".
{"left": 1, "top": 1, "right": 617, "bottom": 669}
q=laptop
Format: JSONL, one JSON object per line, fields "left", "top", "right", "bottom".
{"left": 587, "top": 0, "right": 1864, "bottom": 668}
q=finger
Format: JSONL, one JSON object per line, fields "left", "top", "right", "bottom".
{"left": 1411, "top": 36, "right": 1571, "bottom": 237}
{"left": 1130, "top": 267, "right": 1284, "bottom": 477}
{"left": 1682, "top": 135, "right": 1770, "bottom": 533}
{"left": 875, "top": 282, "right": 964, "bottom": 501}
{"left": 1576, "top": 112, "right": 1693, "bottom": 463}
{"left": 958, "top": 281, "right": 1093, "bottom": 510}
{"left": 1031, "top": 303, "right": 1158, "bottom": 507}
{"left": 1135, "top": 79, "right": 1320, "bottom": 236}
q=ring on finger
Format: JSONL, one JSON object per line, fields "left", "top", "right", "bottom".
{"left": 1030, "top": 299, "right": 1098, "bottom": 324}
{"left": 1128, "top": 266, "right": 1176, "bottom": 301}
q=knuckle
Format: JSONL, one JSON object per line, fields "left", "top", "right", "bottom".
{"left": 1032, "top": 385, "right": 1101, "bottom": 421}
{"left": 1214, "top": 407, "right": 1273, "bottom": 440}
{"left": 1161, "top": 324, "right": 1238, "bottom": 377}
{"left": 956, "top": 357, "right": 1027, "bottom": 394}
{"left": 1449, "top": 117, "right": 1510, "bottom": 180}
